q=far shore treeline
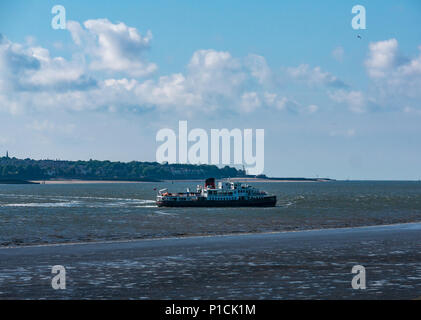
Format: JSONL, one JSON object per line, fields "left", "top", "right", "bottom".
{"left": 0, "top": 156, "right": 245, "bottom": 181}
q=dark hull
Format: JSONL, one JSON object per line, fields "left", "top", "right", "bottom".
{"left": 157, "top": 196, "right": 277, "bottom": 207}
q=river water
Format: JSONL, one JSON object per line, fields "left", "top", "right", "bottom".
{"left": 1, "top": 181, "right": 421, "bottom": 247}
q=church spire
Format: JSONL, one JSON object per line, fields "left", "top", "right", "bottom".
{"left": 6, "top": 151, "right": 8, "bottom": 158}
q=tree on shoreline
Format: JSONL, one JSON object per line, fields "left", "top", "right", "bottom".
{"left": 0, "top": 157, "right": 245, "bottom": 180}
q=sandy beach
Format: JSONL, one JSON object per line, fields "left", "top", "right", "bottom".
{"left": 28, "top": 177, "right": 326, "bottom": 184}
{"left": 30, "top": 179, "right": 150, "bottom": 184}
{"left": 229, "top": 177, "right": 323, "bottom": 183}
{"left": 1, "top": 222, "right": 420, "bottom": 299}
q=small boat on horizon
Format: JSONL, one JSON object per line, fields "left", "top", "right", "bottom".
{"left": 156, "top": 178, "right": 277, "bottom": 207}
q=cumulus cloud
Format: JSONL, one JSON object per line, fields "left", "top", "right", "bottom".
{"left": 263, "top": 92, "right": 317, "bottom": 115}
{"left": 245, "top": 54, "right": 273, "bottom": 85}
{"left": 365, "top": 39, "right": 399, "bottom": 78}
{"left": 241, "top": 92, "right": 261, "bottom": 112}
{"left": 0, "top": 21, "right": 316, "bottom": 116}
{"left": 3, "top": 18, "right": 421, "bottom": 121}
{"left": 365, "top": 39, "right": 421, "bottom": 90}
{"left": 68, "top": 19, "right": 157, "bottom": 77}
{"left": 124, "top": 49, "right": 301, "bottom": 114}
{"left": 287, "top": 64, "right": 347, "bottom": 88}
{"left": 187, "top": 49, "right": 246, "bottom": 97}
{"left": 0, "top": 33, "right": 98, "bottom": 114}
{"left": 95, "top": 49, "right": 247, "bottom": 113}
{"left": 263, "top": 93, "right": 296, "bottom": 111}
{"left": 325, "top": 39, "right": 421, "bottom": 114}
{"left": 0, "top": 35, "right": 39, "bottom": 92}
{"left": 364, "top": 38, "right": 421, "bottom": 112}
{"left": 0, "top": 34, "right": 95, "bottom": 92}
{"left": 135, "top": 74, "right": 202, "bottom": 111}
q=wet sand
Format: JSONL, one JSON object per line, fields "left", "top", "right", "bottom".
{"left": 0, "top": 223, "right": 420, "bottom": 299}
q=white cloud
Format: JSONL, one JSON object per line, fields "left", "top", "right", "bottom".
{"left": 3, "top": 19, "right": 421, "bottom": 122}
{"left": 0, "top": 34, "right": 95, "bottom": 93}
{"left": 125, "top": 50, "right": 281, "bottom": 114}
{"left": 135, "top": 74, "right": 202, "bottom": 111}
{"left": 364, "top": 38, "right": 421, "bottom": 112}
{"left": 287, "top": 64, "right": 347, "bottom": 88}
{"left": 328, "top": 90, "right": 367, "bottom": 113}
{"left": 365, "top": 39, "right": 398, "bottom": 78}
{"left": 187, "top": 49, "right": 246, "bottom": 97}
{"left": 0, "top": 35, "right": 39, "bottom": 91}
{"left": 68, "top": 19, "right": 157, "bottom": 77}
{"left": 25, "top": 48, "right": 93, "bottom": 90}
{"left": 241, "top": 92, "right": 261, "bottom": 112}
{"left": 398, "top": 49, "right": 421, "bottom": 76}
{"left": 67, "top": 21, "right": 85, "bottom": 46}
{"left": 0, "top": 22, "right": 320, "bottom": 116}
{"left": 263, "top": 92, "right": 317, "bottom": 114}
{"left": 365, "top": 38, "right": 421, "bottom": 87}
{"left": 245, "top": 54, "right": 273, "bottom": 85}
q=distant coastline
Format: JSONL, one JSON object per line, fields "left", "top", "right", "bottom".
{"left": 0, "top": 156, "right": 334, "bottom": 183}
{"left": 0, "top": 179, "right": 39, "bottom": 185}
{"left": 28, "top": 177, "right": 332, "bottom": 184}
{"left": 0, "top": 156, "right": 241, "bottom": 181}
{"left": 29, "top": 179, "right": 155, "bottom": 184}
{"left": 229, "top": 177, "right": 333, "bottom": 183}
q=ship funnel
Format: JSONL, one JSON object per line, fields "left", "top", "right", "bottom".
{"left": 205, "top": 177, "right": 215, "bottom": 189}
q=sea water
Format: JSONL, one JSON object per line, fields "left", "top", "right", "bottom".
{"left": 1, "top": 181, "right": 421, "bottom": 247}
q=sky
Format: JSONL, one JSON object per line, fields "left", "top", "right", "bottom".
{"left": 0, "top": 0, "right": 421, "bottom": 179}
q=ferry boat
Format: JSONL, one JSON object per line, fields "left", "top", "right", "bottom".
{"left": 156, "top": 178, "right": 277, "bottom": 207}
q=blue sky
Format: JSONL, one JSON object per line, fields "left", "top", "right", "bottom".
{"left": 0, "top": 0, "right": 421, "bottom": 179}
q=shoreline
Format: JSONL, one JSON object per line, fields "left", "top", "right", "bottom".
{"left": 28, "top": 178, "right": 323, "bottom": 184}
{"left": 21, "top": 178, "right": 421, "bottom": 184}
{"left": 30, "top": 179, "right": 152, "bottom": 184}
{"left": 2, "top": 220, "right": 420, "bottom": 250}
{"left": 229, "top": 177, "right": 322, "bottom": 183}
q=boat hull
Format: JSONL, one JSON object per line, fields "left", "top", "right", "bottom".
{"left": 156, "top": 196, "right": 277, "bottom": 207}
